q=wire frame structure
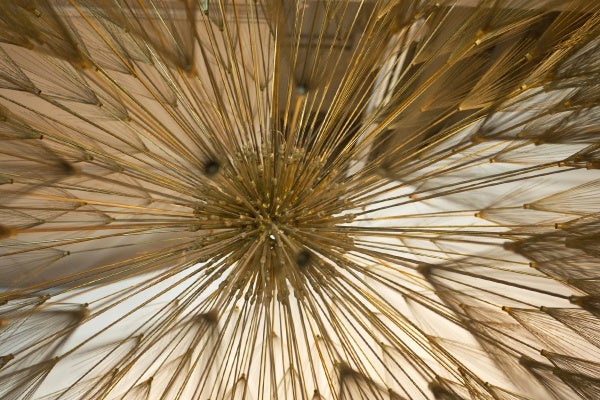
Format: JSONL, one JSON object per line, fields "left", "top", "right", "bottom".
{"left": 0, "top": 0, "right": 599, "bottom": 399}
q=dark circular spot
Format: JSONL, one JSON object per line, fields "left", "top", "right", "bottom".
{"left": 0, "top": 225, "right": 14, "bottom": 239}
{"left": 428, "top": 382, "right": 457, "bottom": 400}
{"left": 204, "top": 160, "right": 220, "bottom": 176}
{"left": 416, "top": 263, "right": 432, "bottom": 276}
{"left": 199, "top": 309, "right": 219, "bottom": 323}
{"left": 337, "top": 362, "right": 355, "bottom": 378}
{"left": 59, "top": 160, "right": 77, "bottom": 176}
{"left": 295, "top": 250, "right": 311, "bottom": 267}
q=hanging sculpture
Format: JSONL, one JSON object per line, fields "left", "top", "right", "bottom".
{"left": 0, "top": 1, "right": 599, "bottom": 399}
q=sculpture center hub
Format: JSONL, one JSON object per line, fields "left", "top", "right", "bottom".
{"left": 191, "top": 143, "right": 358, "bottom": 300}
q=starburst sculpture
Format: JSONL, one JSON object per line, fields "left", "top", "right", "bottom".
{"left": 1, "top": 1, "right": 599, "bottom": 399}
